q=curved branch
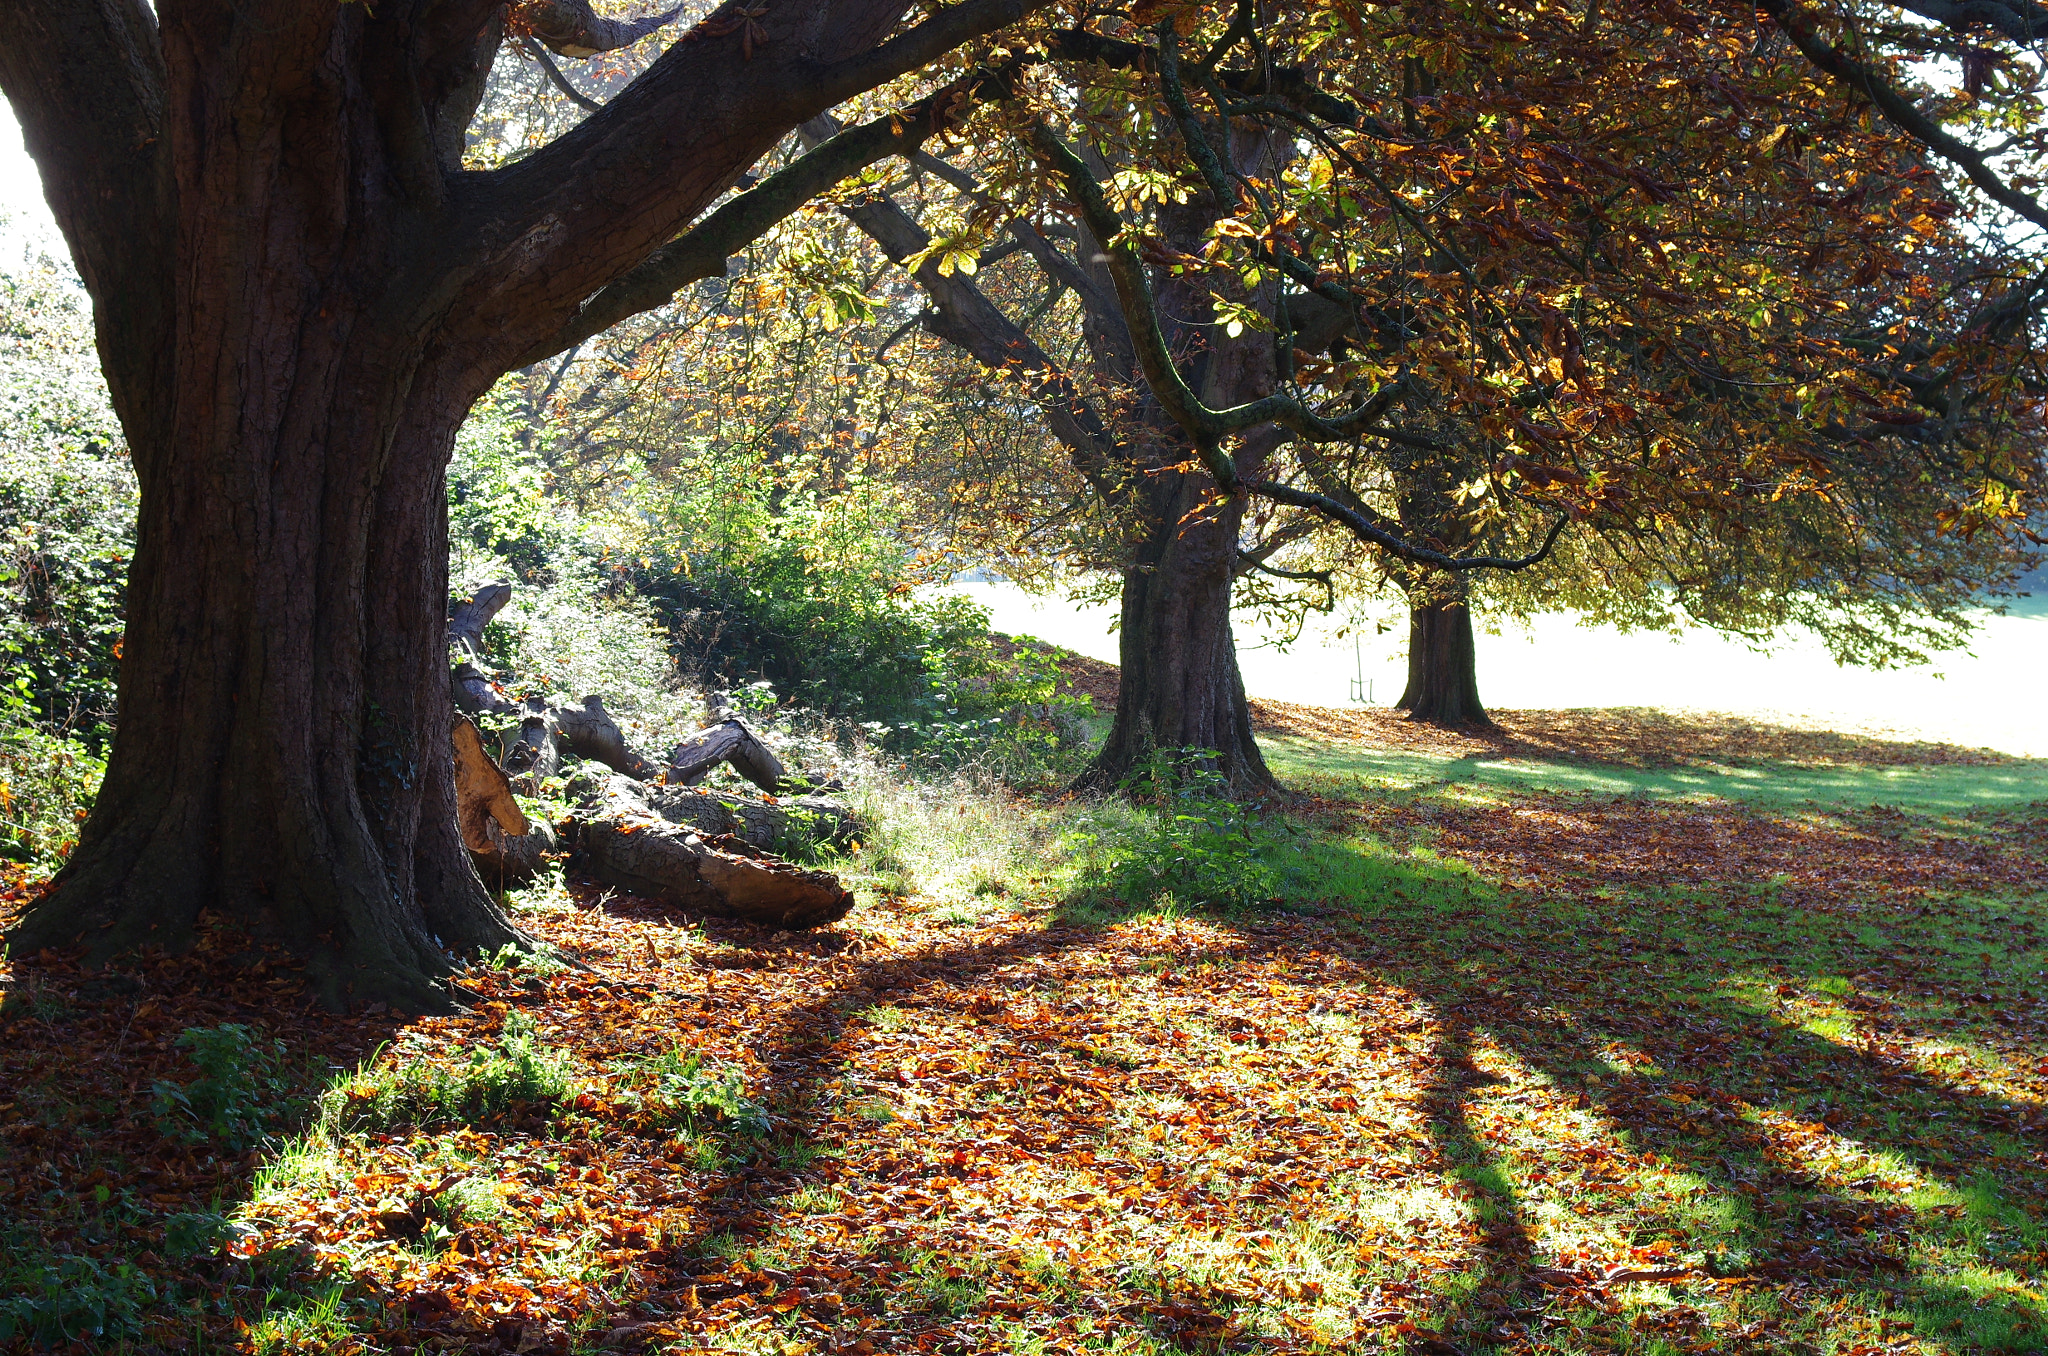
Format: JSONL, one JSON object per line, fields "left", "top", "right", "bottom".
{"left": 1761, "top": 0, "right": 2048, "bottom": 234}
{"left": 514, "top": 65, "right": 1019, "bottom": 364}
{"left": 530, "top": 44, "right": 604, "bottom": 112}
{"left": 1237, "top": 551, "right": 1336, "bottom": 609}
{"left": 508, "top": 0, "right": 683, "bottom": 58}
{"left": 1022, "top": 118, "right": 1571, "bottom": 573}
{"left": 1247, "top": 478, "right": 1574, "bottom": 572}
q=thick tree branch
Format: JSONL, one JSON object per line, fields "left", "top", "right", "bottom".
{"left": 513, "top": 65, "right": 1019, "bottom": 365}
{"left": 813, "top": 122, "right": 1132, "bottom": 501}
{"left": 508, "top": 0, "right": 684, "bottom": 58}
{"left": 0, "top": 0, "right": 172, "bottom": 449}
{"left": 1886, "top": 0, "right": 2048, "bottom": 40}
{"left": 1024, "top": 120, "right": 1567, "bottom": 572}
{"left": 458, "top": 0, "right": 1049, "bottom": 368}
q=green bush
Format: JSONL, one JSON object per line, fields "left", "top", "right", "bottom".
{"left": 0, "top": 715, "right": 103, "bottom": 865}
{"left": 0, "top": 249, "right": 134, "bottom": 747}
{"left": 615, "top": 445, "right": 1091, "bottom": 763}
{"left": 0, "top": 248, "right": 128, "bottom": 869}
{"left": 449, "top": 395, "right": 697, "bottom": 753}
{"left": 1060, "top": 752, "right": 1283, "bottom": 911}
{"left": 150, "top": 1023, "right": 300, "bottom": 1153}
{"left": 449, "top": 393, "right": 1092, "bottom": 776}
{"left": 322, "top": 1011, "right": 573, "bottom": 1131}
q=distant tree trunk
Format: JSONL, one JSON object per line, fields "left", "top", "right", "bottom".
{"left": 1075, "top": 473, "right": 1275, "bottom": 796}
{"left": 1397, "top": 594, "right": 1490, "bottom": 727}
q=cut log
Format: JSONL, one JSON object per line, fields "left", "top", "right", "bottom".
{"left": 449, "top": 582, "right": 514, "bottom": 660}
{"left": 454, "top": 715, "right": 559, "bottom": 888}
{"left": 449, "top": 585, "right": 781, "bottom": 791}
{"left": 502, "top": 697, "right": 563, "bottom": 791}
{"left": 472, "top": 816, "right": 561, "bottom": 892}
{"left": 668, "top": 718, "right": 787, "bottom": 792}
{"left": 577, "top": 778, "right": 854, "bottom": 929}
{"left": 450, "top": 583, "right": 519, "bottom": 717}
{"left": 648, "top": 784, "right": 861, "bottom": 853}
{"left": 554, "top": 694, "right": 661, "bottom": 780}
{"left": 453, "top": 716, "right": 528, "bottom": 849}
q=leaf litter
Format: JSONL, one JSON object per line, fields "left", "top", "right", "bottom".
{"left": 1, "top": 709, "right": 2044, "bottom": 1355}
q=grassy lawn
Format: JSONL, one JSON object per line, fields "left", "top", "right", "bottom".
{"left": 1, "top": 710, "right": 2043, "bottom": 1354}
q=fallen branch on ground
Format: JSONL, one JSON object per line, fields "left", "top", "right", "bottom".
{"left": 447, "top": 584, "right": 857, "bottom": 926}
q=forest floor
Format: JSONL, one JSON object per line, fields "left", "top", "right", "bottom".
{"left": 1, "top": 705, "right": 2045, "bottom": 1356}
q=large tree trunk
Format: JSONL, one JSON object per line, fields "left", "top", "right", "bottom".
{"left": 1075, "top": 475, "right": 1273, "bottom": 795}
{"left": 0, "top": 0, "right": 1038, "bottom": 1009}
{"left": 1397, "top": 596, "right": 1490, "bottom": 728}
{"left": 1077, "top": 155, "right": 1284, "bottom": 798}
{"left": 12, "top": 350, "right": 523, "bottom": 1010}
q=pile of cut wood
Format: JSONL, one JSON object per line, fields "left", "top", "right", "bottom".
{"left": 449, "top": 585, "right": 859, "bottom": 930}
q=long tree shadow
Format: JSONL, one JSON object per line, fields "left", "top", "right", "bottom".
{"left": 131, "top": 784, "right": 2042, "bottom": 1356}
{"left": 1298, "top": 817, "right": 2048, "bottom": 1352}
{"left": 563, "top": 812, "right": 2048, "bottom": 1355}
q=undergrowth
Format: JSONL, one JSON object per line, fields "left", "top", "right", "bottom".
{"left": 321, "top": 1011, "right": 573, "bottom": 1132}
{"left": 610, "top": 1045, "right": 770, "bottom": 1136}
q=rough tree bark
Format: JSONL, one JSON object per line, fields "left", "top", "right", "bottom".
{"left": 1396, "top": 592, "right": 1490, "bottom": 728}
{"left": 1083, "top": 476, "right": 1271, "bottom": 793}
{"left": 0, "top": 0, "right": 1045, "bottom": 1008}
{"left": 1387, "top": 445, "right": 1494, "bottom": 727}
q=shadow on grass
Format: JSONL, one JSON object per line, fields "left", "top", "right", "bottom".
{"left": 562, "top": 798, "right": 2046, "bottom": 1354}
{"left": 27, "top": 790, "right": 2039, "bottom": 1354}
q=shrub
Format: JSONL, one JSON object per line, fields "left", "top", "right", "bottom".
{"left": 150, "top": 1023, "right": 299, "bottom": 1153}
{"left": 611, "top": 1045, "right": 769, "bottom": 1136}
{"left": 1060, "top": 752, "right": 1283, "bottom": 911}
{"left": 0, "top": 716, "right": 103, "bottom": 865}
{"left": 0, "top": 1251, "right": 158, "bottom": 1347}
{"left": 449, "top": 393, "right": 697, "bottom": 753}
{"left": 0, "top": 249, "right": 134, "bottom": 748}
{"left": 322, "top": 1011, "right": 573, "bottom": 1131}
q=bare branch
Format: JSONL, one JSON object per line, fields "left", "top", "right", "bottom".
{"left": 508, "top": 0, "right": 684, "bottom": 58}
{"left": 815, "top": 122, "right": 1133, "bottom": 501}
{"left": 530, "top": 44, "right": 604, "bottom": 112}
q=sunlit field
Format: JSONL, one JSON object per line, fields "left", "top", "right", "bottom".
{"left": 954, "top": 581, "right": 2048, "bottom": 760}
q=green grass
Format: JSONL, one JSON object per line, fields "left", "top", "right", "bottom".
{"left": 1263, "top": 731, "right": 2048, "bottom": 810}
{"left": 320, "top": 1009, "right": 573, "bottom": 1132}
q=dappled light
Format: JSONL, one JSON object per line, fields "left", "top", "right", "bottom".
{"left": 4, "top": 0, "right": 2047, "bottom": 1349}
{"left": 5, "top": 713, "right": 2040, "bottom": 1351}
